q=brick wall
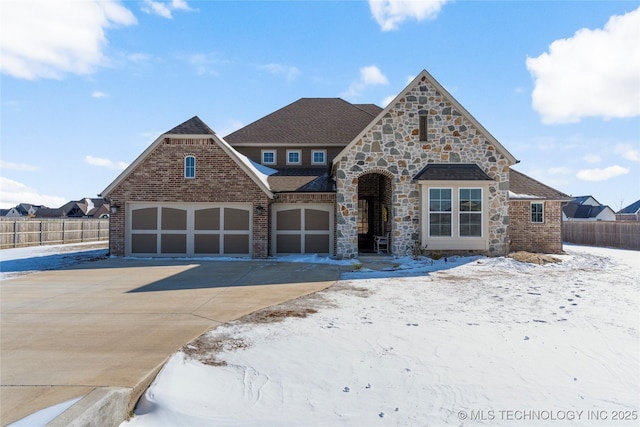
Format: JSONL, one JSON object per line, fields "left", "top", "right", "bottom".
{"left": 106, "top": 137, "right": 271, "bottom": 257}
{"left": 509, "top": 200, "right": 564, "bottom": 254}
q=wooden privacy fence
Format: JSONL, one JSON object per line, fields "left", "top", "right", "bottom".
{"left": 0, "top": 218, "right": 109, "bottom": 249}
{"left": 563, "top": 221, "right": 640, "bottom": 251}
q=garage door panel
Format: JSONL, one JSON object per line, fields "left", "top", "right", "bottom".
{"left": 131, "top": 234, "right": 157, "bottom": 254}
{"left": 132, "top": 208, "right": 157, "bottom": 230}
{"left": 277, "top": 235, "right": 301, "bottom": 254}
{"left": 305, "top": 209, "right": 330, "bottom": 230}
{"left": 276, "top": 209, "right": 301, "bottom": 230}
{"left": 224, "top": 235, "right": 249, "bottom": 254}
{"left": 161, "top": 234, "right": 187, "bottom": 254}
{"left": 161, "top": 208, "right": 187, "bottom": 230}
{"left": 305, "top": 234, "right": 329, "bottom": 253}
{"left": 194, "top": 234, "right": 219, "bottom": 254}
{"left": 224, "top": 208, "right": 250, "bottom": 230}
{"left": 195, "top": 208, "right": 220, "bottom": 230}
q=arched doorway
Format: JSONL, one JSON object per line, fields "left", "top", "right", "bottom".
{"left": 357, "top": 172, "right": 392, "bottom": 253}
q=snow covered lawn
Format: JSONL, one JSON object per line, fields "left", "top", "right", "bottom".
{"left": 123, "top": 245, "right": 639, "bottom": 426}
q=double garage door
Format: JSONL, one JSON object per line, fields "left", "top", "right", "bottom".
{"left": 272, "top": 204, "right": 333, "bottom": 255}
{"left": 127, "top": 203, "right": 252, "bottom": 257}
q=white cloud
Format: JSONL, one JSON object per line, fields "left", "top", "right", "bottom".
{"left": 614, "top": 143, "right": 640, "bottom": 162}
{"left": 369, "top": 0, "right": 450, "bottom": 31}
{"left": 92, "top": 91, "right": 109, "bottom": 99}
{"left": 527, "top": 7, "right": 640, "bottom": 124}
{"left": 0, "top": 0, "right": 136, "bottom": 80}
{"left": 85, "top": 155, "right": 128, "bottom": 170}
{"left": 583, "top": 154, "right": 602, "bottom": 164}
{"left": 188, "top": 53, "right": 228, "bottom": 76}
{"left": 260, "top": 64, "right": 300, "bottom": 82}
{"left": 382, "top": 95, "right": 397, "bottom": 107}
{"left": 0, "top": 161, "right": 39, "bottom": 172}
{"left": 218, "top": 120, "right": 245, "bottom": 137}
{"left": 0, "top": 177, "right": 66, "bottom": 209}
{"left": 141, "top": 0, "right": 194, "bottom": 19}
{"left": 576, "top": 165, "right": 629, "bottom": 182}
{"left": 342, "top": 65, "right": 389, "bottom": 99}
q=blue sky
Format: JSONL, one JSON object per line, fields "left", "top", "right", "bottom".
{"left": 1, "top": 0, "right": 639, "bottom": 210}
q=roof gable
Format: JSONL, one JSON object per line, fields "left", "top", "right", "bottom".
{"left": 333, "top": 69, "right": 518, "bottom": 169}
{"left": 224, "top": 98, "right": 382, "bottom": 146}
{"left": 509, "top": 169, "right": 571, "bottom": 200}
{"left": 101, "top": 117, "right": 273, "bottom": 198}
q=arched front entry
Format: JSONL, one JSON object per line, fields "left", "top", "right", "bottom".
{"left": 357, "top": 172, "right": 393, "bottom": 253}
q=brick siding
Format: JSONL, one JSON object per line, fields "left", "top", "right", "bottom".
{"left": 106, "top": 137, "right": 271, "bottom": 257}
{"left": 509, "top": 200, "right": 564, "bottom": 254}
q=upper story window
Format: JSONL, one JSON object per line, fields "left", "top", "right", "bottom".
{"left": 312, "top": 150, "right": 326, "bottom": 165}
{"left": 287, "top": 149, "right": 301, "bottom": 165}
{"left": 531, "top": 202, "right": 544, "bottom": 223}
{"left": 261, "top": 150, "right": 276, "bottom": 165}
{"left": 184, "top": 156, "right": 196, "bottom": 179}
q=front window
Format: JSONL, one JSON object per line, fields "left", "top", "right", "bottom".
{"left": 459, "top": 188, "right": 482, "bottom": 237}
{"left": 184, "top": 156, "right": 195, "bottom": 179}
{"left": 531, "top": 202, "right": 544, "bottom": 223}
{"left": 429, "top": 188, "right": 452, "bottom": 237}
{"left": 262, "top": 150, "right": 276, "bottom": 165}
{"left": 287, "top": 150, "right": 301, "bottom": 165}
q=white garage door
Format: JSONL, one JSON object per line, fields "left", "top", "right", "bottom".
{"left": 272, "top": 204, "right": 333, "bottom": 255}
{"left": 127, "top": 203, "right": 252, "bottom": 257}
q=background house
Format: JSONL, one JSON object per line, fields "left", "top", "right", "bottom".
{"left": 616, "top": 199, "right": 640, "bottom": 221}
{"left": 562, "top": 196, "right": 616, "bottom": 221}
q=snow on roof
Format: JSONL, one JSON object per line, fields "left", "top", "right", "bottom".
{"left": 508, "top": 191, "right": 544, "bottom": 200}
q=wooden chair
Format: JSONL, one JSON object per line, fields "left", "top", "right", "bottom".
{"left": 374, "top": 233, "right": 389, "bottom": 253}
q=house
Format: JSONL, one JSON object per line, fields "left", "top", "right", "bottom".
{"left": 616, "top": 200, "right": 640, "bottom": 221}
{"left": 562, "top": 195, "right": 616, "bottom": 222}
{"left": 4, "top": 203, "right": 44, "bottom": 217}
{"left": 101, "top": 69, "right": 570, "bottom": 258}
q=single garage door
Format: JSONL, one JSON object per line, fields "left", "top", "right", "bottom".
{"left": 272, "top": 204, "right": 333, "bottom": 255}
{"left": 127, "top": 203, "right": 252, "bottom": 257}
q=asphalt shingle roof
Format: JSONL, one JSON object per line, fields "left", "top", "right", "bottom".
{"left": 224, "top": 98, "right": 382, "bottom": 145}
{"left": 166, "top": 116, "right": 216, "bottom": 135}
{"left": 509, "top": 169, "right": 571, "bottom": 200}
{"left": 414, "top": 164, "right": 494, "bottom": 181}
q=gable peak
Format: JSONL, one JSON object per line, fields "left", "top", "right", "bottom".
{"left": 166, "top": 116, "right": 215, "bottom": 135}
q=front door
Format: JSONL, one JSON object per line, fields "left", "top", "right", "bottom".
{"left": 358, "top": 197, "right": 374, "bottom": 252}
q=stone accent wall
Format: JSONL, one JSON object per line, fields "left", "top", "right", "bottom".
{"left": 509, "top": 200, "right": 564, "bottom": 254}
{"left": 335, "top": 75, "right": 511, "bottom": 258}
{"left": 106, "top": 137, "right": 271, "bottom": 257}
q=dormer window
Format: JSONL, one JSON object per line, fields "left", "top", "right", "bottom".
{"left": 287, "top": 149, "right": 301, "bottom": 165}
{"left": 185, "top": 156, "right": 196, "bottom": 179}
{"left": 262, "top": 150, "right": 276, "bottom": 165}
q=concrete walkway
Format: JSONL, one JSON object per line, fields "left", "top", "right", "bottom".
{"left": 0, "top": 258, "right": 341, "bottom": 426}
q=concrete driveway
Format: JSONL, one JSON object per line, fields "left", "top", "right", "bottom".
{"left": 0, "top": 257, "right": 341, "bottom": 426}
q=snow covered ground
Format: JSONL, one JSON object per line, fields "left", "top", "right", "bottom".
{"left": 122, "top": 245, "right": 639, "bottom": 427}
{"left": 0, "top": 241, "right": 108, "bottom": 280}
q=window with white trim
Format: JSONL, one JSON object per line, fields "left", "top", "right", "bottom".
{"left": 184, "top": 156, "right": 196, "bottom": 179}
{"left": 287, "top": 149, "right": 301, "bottom": 165}
{"left": 429, "top": 188, "right": 452, "bottom": 237}
{"left": 312, "top": 150, "right": 326, "bottom": 165}
{"left": 261, "top": 150, "right": 276, "bottom": 165}
{"left": 459, "top": 188, "right": 482, "bottom": 237}
{"left": 531, "top": 202, "right": 544, "bottom": 223}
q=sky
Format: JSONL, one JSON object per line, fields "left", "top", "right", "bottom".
{"left": 1, "top": 0, "right": 639, "bottom": 211}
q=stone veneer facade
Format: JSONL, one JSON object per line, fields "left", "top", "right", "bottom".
{"left": 106, "top": 137, "right": 271, "bottom": 257}
{"left": 335, "top": 75, "right": 512, "bottom": 258}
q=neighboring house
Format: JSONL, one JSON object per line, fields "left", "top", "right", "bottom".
{"left": 616, "top": 200, "right": 640, "bottom": 221}
{"left": 562, "top": 195, "right": 616, "bottom": 222}
{"left": 57, "top": 198, "right": 110, "bottom": 218}
{"left": 3, "top": 207, "right": 23, "bottom": 217}
{"left": 102, "top": 69, "right": 569, "bottom": 258}
{"left": 2, "top": 204, "right": 44, "bottom": 217}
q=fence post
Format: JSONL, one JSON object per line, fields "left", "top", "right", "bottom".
{"left": 14, "top": 220, "right": 17, "bottom": 248}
